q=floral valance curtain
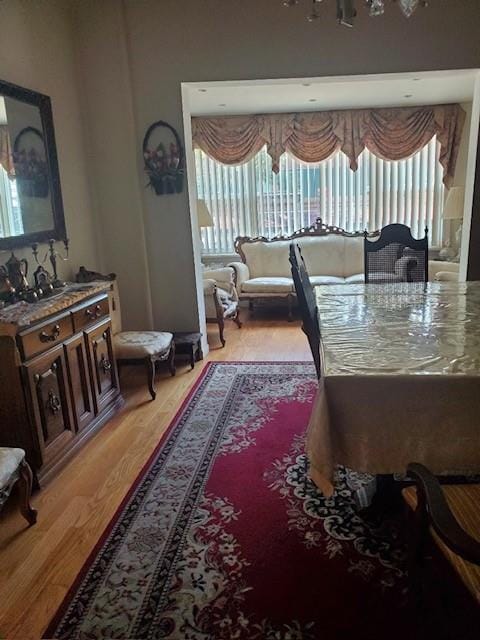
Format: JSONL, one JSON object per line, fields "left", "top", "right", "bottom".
{"left": 0, "top": 125, "right": 15, "bottom": 177}
{"left": 192, "top": 104, "right": 465, "bottom": 187}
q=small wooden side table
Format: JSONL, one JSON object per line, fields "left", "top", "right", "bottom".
{"left": 173, "top": 332, "right": 203, "bottom": 370}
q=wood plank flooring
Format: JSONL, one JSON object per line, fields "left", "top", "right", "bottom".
{"left": 0, "top": 312, "right": 309, "bottom": 639}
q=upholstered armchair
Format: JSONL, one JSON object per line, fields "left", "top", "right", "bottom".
{"left": 203, "top": 267, "right": 241, "bottom": 346}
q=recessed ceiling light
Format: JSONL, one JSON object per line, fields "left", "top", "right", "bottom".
{"left": 404, "top": 94, "right": 413, "bottom": 98}
{"left": 198, "top": 89, "right": 207, "bottom": 92}
{"left": 302, "top": 83, "right": 312, "bottom": 87}
{"left": 309, "top": 98, "right": 317, "bottom": 102}
{"left": 412, "top": 78, "right": 421, "bottom": 81}
{"left": 218, "top": 103, "right": 227, "bottom": 107}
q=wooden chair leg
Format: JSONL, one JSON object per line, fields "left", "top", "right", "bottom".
{"left": 219, "top": 318, "right": 226, "bottom": 347}
{"left": 17, "top": 460, "right": 37, "bottom": 526}
{"left": 233, "top": 309, "right": 242, "bottom": 328}
{"left": 145, "top": 356, "right": 156, "bottom": 400}
{"left": 287, "top": 294, "right": 293, "bottom": 322}
{"left": 168, "top": 343, "right": 176, "bottom": 377}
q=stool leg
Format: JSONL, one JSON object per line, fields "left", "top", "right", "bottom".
{"left": 189, "top": 345, "right": 195, "bottom": 370}
{"left": 145, "top": 356, "right": 156, "bottom": 400}
{"left": 17, "top": 460, "right": 37, "bottom": 526}
{"left": 168, "top": 343, "right": 176, "bottom": 377}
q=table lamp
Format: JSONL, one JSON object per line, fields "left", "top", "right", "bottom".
{"left": 440, "top": 187, "right": 464, "bottom": 261}
{"left": 197, "top": 199, "right": 213, "bottom": 260}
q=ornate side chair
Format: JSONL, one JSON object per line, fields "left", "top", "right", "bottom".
{"left": 203, "top": 267, "right": 241, "bottom": 347}
{"left": 0, "top": 448, "right": 37, "bottom": 526}
{"left": 109, "top": 280, "right": 175, "bottom": 401}
{"left": 364, "top": 224, "right": 429, "bottom": 283}
{"left": 403, "top": 462, "right": 480, "bottom": 606}
{"left": 289, "top": 243, "right": 321, "bottom": 380}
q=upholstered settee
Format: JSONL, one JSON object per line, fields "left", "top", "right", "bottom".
{"left": 229, "top": 219, "right": 371, "bottom": 319}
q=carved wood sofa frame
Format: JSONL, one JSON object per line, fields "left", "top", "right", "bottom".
{"left": 232, "top": 217, "right": 377, "bottom": 320}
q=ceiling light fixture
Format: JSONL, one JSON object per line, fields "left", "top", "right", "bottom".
{"left": 285, "top": 0, "right": 428, "bottom": 27}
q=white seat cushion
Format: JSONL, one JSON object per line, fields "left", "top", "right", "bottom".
{"left": 241, "top": 277, "right": 294, "bottom": 294}
{"left": 0, "top": 447, "right": 25, "bottom": 489}
{"left": 345, "top": 273, "right": 365, "bottom": 284}
{"left": 114, "top": 331, "right": 173, "bottom": 359}
{"left": 309, "top": 275, "right": 346, "bottom": 286}
{"left": 368, "top": 272, "right": 404, "bottom": 283}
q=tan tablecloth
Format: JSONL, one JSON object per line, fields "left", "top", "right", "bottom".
{"left": 307, "top": 282, "right": 480, "bottom": 496}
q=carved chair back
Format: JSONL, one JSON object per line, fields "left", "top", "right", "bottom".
{"left": 364, "top": 223, "right": 429, "bottom": 284}
{"left": 289, "top": 242, "right": 322, "bottom": 380}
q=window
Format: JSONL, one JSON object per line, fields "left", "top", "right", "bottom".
{"left": 0, "top": 167, "right": 23, "bottom": 237}
{"left": 195, "top": 137, "right": 444, "bottom": 255}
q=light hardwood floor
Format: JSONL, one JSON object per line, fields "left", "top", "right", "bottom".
{"left": 0, "top": 312, "right": 309, "bottom": 639}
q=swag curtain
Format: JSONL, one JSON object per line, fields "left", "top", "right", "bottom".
{"left": 0, "top": 125, "right": 14, "bottom": 177}
{"left": 192, "top": 104, "right": 465, "bottom": 188}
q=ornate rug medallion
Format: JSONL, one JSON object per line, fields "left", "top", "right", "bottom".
{"left": 47, "top": 362, "right": 420, "bottom": 640}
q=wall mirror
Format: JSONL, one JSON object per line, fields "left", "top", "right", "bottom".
{"left": 0, "top": 79, "right": 65, "bottom": 250}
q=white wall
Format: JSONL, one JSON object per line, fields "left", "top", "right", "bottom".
{"left": 0, "top": 0, "right": 99, "bottom": 280}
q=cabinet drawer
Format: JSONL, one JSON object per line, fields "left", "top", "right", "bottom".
{"left": 72, "top": 296, "right": 109, "bottom": 332}
{"left": 18, "top": 314, "right": 73, "bottom": 360}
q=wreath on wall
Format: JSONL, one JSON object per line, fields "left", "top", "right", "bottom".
{"left": 143, "top": 120, "right": 184, "bottom": 195}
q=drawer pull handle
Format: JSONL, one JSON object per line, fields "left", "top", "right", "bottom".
{"left": 100, "top": 355, "right": 112, "bottom": 374}
{"left": 46, "top": 389, "right": 61, "bottom": 415}
{"left": 85, "top": 304, "right": 103, "bottom": 320}
{"left": 39, "top": 324, "right": 61, "bottom": 343}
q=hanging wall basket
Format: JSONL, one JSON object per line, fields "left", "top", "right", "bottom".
{"left": 143, "top": 120, "right": 184, "bottom": 195}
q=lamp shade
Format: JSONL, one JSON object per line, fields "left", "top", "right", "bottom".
{"left": 443, "top": 187, "right": 465, "bottom": 220}
{"left": 197, "top": 199, "right": 214, "bottom": 227}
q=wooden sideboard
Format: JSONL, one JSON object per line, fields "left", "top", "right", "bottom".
{"left": 0, "top": 284, "right": 124, "bottom": 485}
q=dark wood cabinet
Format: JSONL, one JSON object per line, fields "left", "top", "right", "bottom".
{"left": 64, "top": 332, "right": 95, "bottom": 434}
{"left": 24, "top": 345, "right": 75, "bottom": 476}
{"left": 0, "top": 289, "right": 123, "bottom": 485}
{"left": 85, "top": 320, "right": 118, "bottom": 414}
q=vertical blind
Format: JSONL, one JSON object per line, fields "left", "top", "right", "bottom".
{"left": 195, "top": 137, "right": 444, "bottom": 255}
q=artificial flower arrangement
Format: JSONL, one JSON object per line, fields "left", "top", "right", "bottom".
{"left": 143, "top": 121, "right": 184, "bottom": 195}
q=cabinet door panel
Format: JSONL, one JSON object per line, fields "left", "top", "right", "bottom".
{"left": 24, "top": 346, "right": 75, "bottom": 468}
{"left": 85, "top": 320, "right": 119, "bottom": 414}
{"left": 64, "top": 333, "right": 94, "bottom": 432}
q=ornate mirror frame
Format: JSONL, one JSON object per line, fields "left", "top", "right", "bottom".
{"left": 0, "top": 78, "right": 66, "bottom": 250}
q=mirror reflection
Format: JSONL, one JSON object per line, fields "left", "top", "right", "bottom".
{"left": 0, "top": 95, "right": 54, "bottom": 239}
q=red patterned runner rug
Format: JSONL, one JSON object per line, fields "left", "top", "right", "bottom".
{"left": 46, "top": 362, "right": 420, "bottom": 640}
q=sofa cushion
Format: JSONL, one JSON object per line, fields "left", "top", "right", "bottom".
{"left": 343, "top": 236, "right": 365, "bottom": 277}
{"left": 297, "top": 235, "right": 347, "bottom": 277}
{"left": 309, "top": 275, "right": 346, "bottom": 286}
{"left": 241, "top": 241, "right": 291, "bottom": 279}
{"left": 345, "top": 273, "right": 365, "bottom": 284}
{"left": 241, "top": 277, "right": 294, "bottom": 294}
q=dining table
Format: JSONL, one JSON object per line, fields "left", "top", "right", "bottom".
{"left": 306, "top": 281, "right": 480, "bottom": 498}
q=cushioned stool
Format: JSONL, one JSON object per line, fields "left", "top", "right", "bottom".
{"left": 114, "top": 331, "right": 176, "bottom": 401}
{"left": 109, "top": 280, "right": 176, "bottom": 401}
{"left": 0, "top": 448, "right": 37, "bottom": 526}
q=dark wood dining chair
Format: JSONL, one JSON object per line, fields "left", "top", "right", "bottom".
{"left": 289, "top": 242, "right": 321, "bottom": 379}
{"left": 364, "top": 224, "right": 429, "bottom": 283}
{"left": 403, "top": 462, "right": 480, "bottom": 608}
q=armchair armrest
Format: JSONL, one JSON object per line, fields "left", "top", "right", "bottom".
{"left": 407, "top": 462, "right": 480, "bottom": 565}
{"left": 228, "top": 261, "right": 250, "bottom": 290}
{"left": 203, "top": 266, "right": 235, "bottom": 286}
